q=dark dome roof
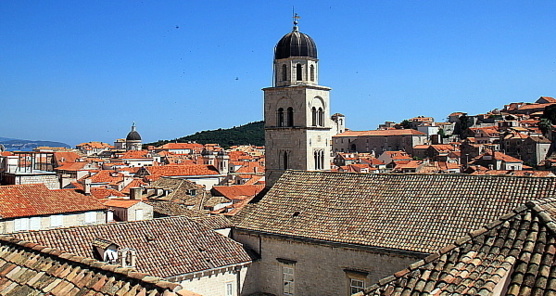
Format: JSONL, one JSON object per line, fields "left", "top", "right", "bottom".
{"left": 275, "top": 29, "right": 317, "bottom": 60}
{"left": 126, "top": 131, "right": 141, "bottom": 141}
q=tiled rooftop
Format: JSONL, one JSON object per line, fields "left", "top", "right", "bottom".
{"left": 0, "top": 235, "right": 184, "bottom": 295}
{"left": 362, "top": 198, "right": 556, "bottom": 296}
{"left": 0, "top": 184, "right": 106, "bottom": 219}
{"left": 14, "top": 216, "right": 251, "bottom": 278}
{"left": 212, "top": 185, "right": 265, "bottom": 200}
{"left": 235, "top": 171, "right": 556, "bottom": 254}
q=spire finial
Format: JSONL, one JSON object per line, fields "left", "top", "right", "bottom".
{"left": 131, "top": 122, "right": 136, "bottom": 131}
{"left": 292, "top": 11, "right": 300, "bottom": 32}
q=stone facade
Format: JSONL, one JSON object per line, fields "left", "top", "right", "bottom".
{"left": 173, "top": 265, "right": 249, "bottom": 296}
{"left": 235, "top": 230, "right": 420, "bottom": 296}
{"left": 0, "top": 210, "right": 106, "bottom": 234}
{"left": 332, "top": 130, "right": 428, "bottom": 155}
{"left": 1, "top": 172, "right": 60, "bottom": 189}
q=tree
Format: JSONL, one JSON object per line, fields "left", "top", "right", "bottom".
{"left": 539, "top": 117, "right": 552, "bottom": 135}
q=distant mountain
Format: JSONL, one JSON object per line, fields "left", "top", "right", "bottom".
{"left": 147, "top": 121, "right": 264, "bottom": 149}
{"left": 0, "top": 138, "right": 71, "bottom": 151}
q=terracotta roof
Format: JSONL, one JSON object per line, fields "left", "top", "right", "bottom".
{"left": 158, "top": 143, "right": 204, "bottom": 150}
{"left": 103, "top": 199, "right": 142, "bottom": 209}
{"left": 141, "top": 165, "right": 220, "bottom": 181}
{"left": 14, "top": 216, "right": 251, "bottom": 278}
{"left": 54, "top": 161, "right": 91, "bottom": 172}
{"left": 0, "top": 184, "right": 106, "bottom": 219}
{"left": 236, "top": 171, "right": 556, "bottom": 254}
{"left": 76, "top": 142, "right": 112, "bottom": 149}
{"left": 493, "top": 151, "right": 523, "bottom": 163}
{"left": 363, "top": 198, "right": 556, "bottom": 296}
{"left": 89, "top": 170, "right": 124, "bottom": 184}
{"left": 53, "top": 151, "right": 81, "bottom": 166}
{"left": 0, "top": 235, "right": 184, "bottom": 295}
{"left": 212, "top": 185, "right": 265, "bottom": 200}
{"left": 121, "top": 178, "right": 147, "bottom": 195}
{"left": 335, "top": 129, "right": 426, "bottom": 137}
{"left": 120, "top": 150, "right": 153, "bottom": 160}
{"left": 90, "top": 187, "right": 127, "bottom": 199}
{"left": 190, "top": 215, "right": 234, "bottom": 229}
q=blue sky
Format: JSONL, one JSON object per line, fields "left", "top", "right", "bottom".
{"left": 1, "top": 1, "right": 556, "bottom": 146}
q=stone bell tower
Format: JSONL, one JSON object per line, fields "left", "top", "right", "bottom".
{"left": 263, "top": 15, "right": 332, "bottom": 188}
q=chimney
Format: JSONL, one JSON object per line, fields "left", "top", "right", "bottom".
{"left": 130, "top": 187, "right": 142, "bottom": 200}
{"left": 84, "top": 179, "right": 92, "bottom": 195}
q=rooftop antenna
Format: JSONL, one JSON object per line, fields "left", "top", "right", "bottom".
{"left": 292, "top": 8, "right": 300, "bottom": 31}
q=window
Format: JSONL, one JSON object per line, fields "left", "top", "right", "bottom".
{"left": 282, "top": 64, "right": 288, "bottom": 81}
{"left": 310, "top": 65, "right": 315, "bottom": 81}
{"left": 312, "top": 107, "right": 317, "bottom": 126}
{"left": 225, "top": 282, "right": 234, "bottom": 296}
{"left": 85, "top": 212, "right": 96, "bottom": 224}
{"left": 282, "top": 151, "right": 289, "bottom": 170}
{"left": 345, "top": 269, "right": 368, "bottom": 295}
{"left": 350, "top": 279, "right": 365, "bottom": 294}
{"left": 51, "top": 214, "right": 63, "bottom": 227}
{"left": 283, "top": 265, "right": 295, "bottom": 295}
{"left": 29, "top": 217, "right": 41, "bottom": 230}
{"left": 135, "top": 209, "right": 144, "bottom": 220}
{"left": 277, "top": 108, "right": 285, "bottom": 127}
{"left": 296, "top": 64, "right": 302, "bottom": 81}
{"left": 287, "top": 107, "right": 294, "bottom": 127}
{"left": 318, "top": 107, "right": 324, "bottom": 126}
{"left": 14, "top": 218, "right": 29, "bottom": 232}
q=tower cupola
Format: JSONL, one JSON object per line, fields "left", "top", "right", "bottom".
{"left": 273, "top": 14, "right": 319, "bottom": 87}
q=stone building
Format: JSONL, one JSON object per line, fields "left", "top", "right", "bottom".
{"left": 332, "top": 129, "right": 427, "bottom": 155}
{"left": 14, "top": 216, "right": 252, "bottom": 296}
{"left": 0, "top": 183, "right": 106, "bottom": 233}
{"left": 263, "top": 18, "right": 332, "bottom": 187}
{"left": 233, "top": 171, "right": 556, "bottom": 296}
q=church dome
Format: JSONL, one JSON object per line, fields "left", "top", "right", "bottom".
{"left": 126, "top": 124, "right": 141, "bottom": 141}
{"left": 274, "top": 28, "right": 317, "bottom": 60}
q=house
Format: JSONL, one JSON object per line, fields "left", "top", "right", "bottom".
{"left": 119, "top": 150, "right": 157, "bottom": 167}
{"left": 233, "top": 171, "right": 556, "bottom": 296}
{"left": 0, "top": 151, "right": 60, "bottom": 189}
{"left": 136, "top": 164, "right": 223, "bottom": 188}
{"left": 14, "top": 216, "right": 252, "bottom": 296}
{"left": 470, "top": 150, "right": 524, "bottom": 171}
{"left": 0, "top": 235, "right": 187, "bottom": 295}
{"left": 333, "top": 129, "right": 427, "bottom": 155}
{"left": 156, "top": 142, "right": 204, "bottom": 155}
{"left": 362, "top": 197, "right": 556, "bottom": 296}
{"left": 377, "top": 151, "right": 412, "bottom": 166}
{"left": 0, "top": 183, "right": 106, "bottom": 233}
{"left": 76, "top": 141, "right": 112, "bottom": 156}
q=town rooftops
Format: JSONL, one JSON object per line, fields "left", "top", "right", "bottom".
{"left": 362, "top": 197, "right": 556, "bottom": 296}
{"left": 14, "top": 216, "right": 252, "bottom": 278}
{"left": 0, "top": 184, "right": 106, "bottom": 219}
{"left": 334, "top": 129, "right": 426, "bottom": 137}
{"left": 235, "top": 171, "right": 556, "bottom": 255}
{"left": 139, "top": 165, "right": 220, "bottom": 181}
{"left": 0, "top": 235, "right": 185, "bottom": 295}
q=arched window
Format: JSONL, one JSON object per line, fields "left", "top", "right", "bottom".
{"left": 310, "top": 65, "right": 315, "bottom": 81}
{"left": 296, "top": 64, "right": 302, "bottom": 81}
{"left": 320, "top": 151, "right": 325, "bottom": 170}
{"left": 314, "top": 151, "right": 318, "bottom": 170}
{"left": 277, "top": 108, "right": 284, "bottom": 127}
{"left": 282, "top": 64, "right": 287, "bottom": 81}
{"left": 318, "top": 107, "right": 324, "bottom": 126}
{"left": 287, "top": 107, "right": 294, "bottom": 127}
{"left": 312, "top": 107, "right": 317, "bottom": 126}
{"left": 283, "top": 151, "right": 289, "bottom": 170}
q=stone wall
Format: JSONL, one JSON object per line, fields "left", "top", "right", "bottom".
{"left": 175, "top": 265, "right": 249, "bottom": 296}
{"left": 234, "top": 230, "right": 422, "bottom": 296}
{"left": 1, "top": 210, "right": 106, "bottom": 234}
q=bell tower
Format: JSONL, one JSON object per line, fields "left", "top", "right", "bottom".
{"left": 263, "top": 15, "right": 332, "bottom": 188}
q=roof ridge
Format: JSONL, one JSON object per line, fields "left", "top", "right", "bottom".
{"left": 0, "top": 235, "right": 182, "bottom": 293}
{"left": 526, "top": 197, "right": 556, "bottom": 234}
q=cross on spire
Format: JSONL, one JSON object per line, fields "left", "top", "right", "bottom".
{"left": 293, "top": 12, "right": 300, "bottom": 31}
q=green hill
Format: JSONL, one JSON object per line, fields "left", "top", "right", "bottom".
{"left": 147, "top": 121, "right": 264, "bottom": 149}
